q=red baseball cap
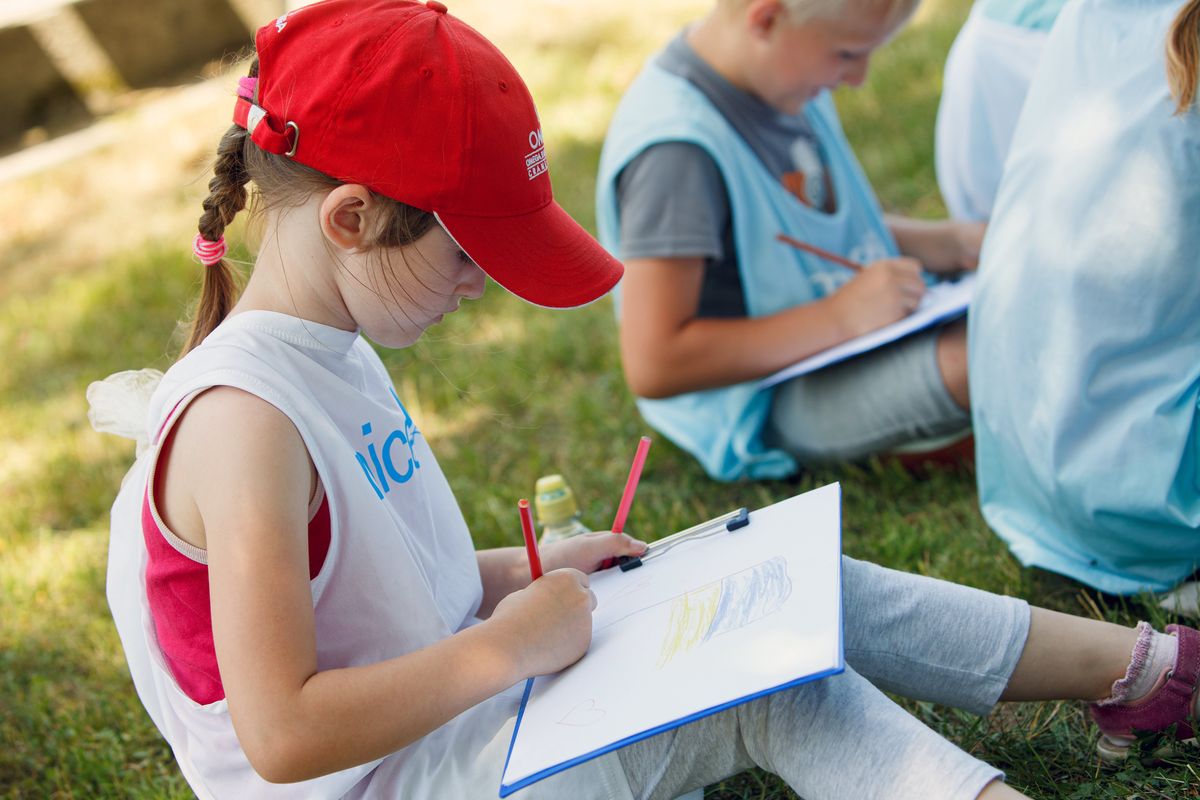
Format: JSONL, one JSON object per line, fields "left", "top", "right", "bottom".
{"left": 232, "top": 0, "right": 622, "bottom": 308}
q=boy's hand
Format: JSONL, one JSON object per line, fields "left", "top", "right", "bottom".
{"left": 830, "top": 257, "right": 926, "bottom": 338}
{"left": 542, "top": 531, "right": 648, "bottom": 574}
{"left": 949, "top": 220, "right": 986, "bottom": 271}
{"left": 885, "top": 216, "right": 987, "bottom": 272}
{"left": 489, "top": 568, "right": 597, "bottom": 677}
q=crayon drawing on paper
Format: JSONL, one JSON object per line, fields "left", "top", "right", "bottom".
{"left": 657, "top": 557, "right": 791, "bottom": 667}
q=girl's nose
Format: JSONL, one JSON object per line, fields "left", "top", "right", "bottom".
{"left": 460, "top": 264, "right": 487, "bottom": 300}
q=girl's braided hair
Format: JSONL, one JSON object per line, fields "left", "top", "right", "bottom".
{"left": 182, "top": 60, "right": 437, "bottom": 356}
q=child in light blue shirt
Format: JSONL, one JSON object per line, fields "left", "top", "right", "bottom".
{"left": 970, "top": 0, "right": 1200, "bottom": 597}
{"left": 935, "top": 0, "right": 1070, "bottom": 220}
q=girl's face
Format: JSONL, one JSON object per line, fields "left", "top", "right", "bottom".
{"left": 756, "top": 4, "right": 908, "bottom": 114}
{"left": 342, "top": 224, "right": 487, "bottom": 348}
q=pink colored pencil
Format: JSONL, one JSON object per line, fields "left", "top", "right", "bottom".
{"left": 776, "top": 232, "right": 864, "bottom": 272}
{"left": 518, "top": 498, "right": 543, "bottom": 580}
{"left": 611, "top": 436, "right": 652, "bottom": 534}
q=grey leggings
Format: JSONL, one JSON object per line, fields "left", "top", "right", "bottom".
{"left": 765, "top": 327, "right": 970, "bottom": 465}
{"left": 617, "top": 556, "right": 1031, "bottom": 800}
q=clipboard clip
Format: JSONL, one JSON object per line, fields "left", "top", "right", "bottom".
{"left": 617, "top": 507, "right": 750, "bottom": 571}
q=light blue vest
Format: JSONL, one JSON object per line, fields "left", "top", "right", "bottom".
{"left": 596, "top": 63, "right": 898, "bottom": 481}
{"left": 976, "top": 0, "right": 1070, "bottom": 32}
{"left": 970, "top": 0, "right": 1200, "bottom": 593}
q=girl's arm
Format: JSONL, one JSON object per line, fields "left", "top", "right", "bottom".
{"left": 475, "top": 533, "right": 648, "bottom": 618}
{"left": 168, "top": 388, "right": 598, "bottom": 784}
{"left": 619, "top": 254, "right": 926, "bottom": 398}
{"left": 885, "top": 215, "right": 986, "bottom": 273}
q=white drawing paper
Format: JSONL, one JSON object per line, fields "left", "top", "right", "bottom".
{"left": 500, "top": 483, "right": 844, "bottom": 795}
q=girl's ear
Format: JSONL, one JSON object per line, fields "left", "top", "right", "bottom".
{"left": 319, "top": 184, "right": 379, "bottom": 251}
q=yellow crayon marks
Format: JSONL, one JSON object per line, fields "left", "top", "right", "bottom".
{"left": 657, "top": 580, "right": 722, "bottom": 667}
{"left": 654, "top": 558, "right": 793, "bottom": 668}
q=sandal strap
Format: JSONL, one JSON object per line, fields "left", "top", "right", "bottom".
{"left": 1090, "top": 624, "right": 1199, "bottom": 742}
{"left": 1163, "top": 624, "right": 1200, "bottom": 713}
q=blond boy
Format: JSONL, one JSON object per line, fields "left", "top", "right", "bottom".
{"left": 598, "top": 0, "right": 983, "bottom": 480}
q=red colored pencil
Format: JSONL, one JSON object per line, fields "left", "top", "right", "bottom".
{"left": 611, "top": 436, "right": 652, "bottom": 534}
{"left": 776, "top": 232, "right": 864, "bottom": 272}
{"left": 519, "top": 498, "right": 542, "bottom": 580}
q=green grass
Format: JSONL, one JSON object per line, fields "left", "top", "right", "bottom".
{"left": 2, "top": 0, "right": 1197, "bottom": 797}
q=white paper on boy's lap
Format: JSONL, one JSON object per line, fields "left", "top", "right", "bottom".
{"left": 759, "top": 273, "right": 976, "bottom": 389}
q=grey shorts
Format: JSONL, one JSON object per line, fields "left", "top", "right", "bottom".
{"left": 764, "top": 327, "right": 970, "bottom": 466}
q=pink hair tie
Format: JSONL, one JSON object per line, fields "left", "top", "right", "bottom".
{"left": 192, "top": 233, "right": 228, "bottom": 266}
{"left": 237, "top": 76, "right": 258, "bottom": 100}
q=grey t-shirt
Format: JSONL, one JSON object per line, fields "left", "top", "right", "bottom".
{"left": 614, "top": 33, "right": 830, "bottom": 318}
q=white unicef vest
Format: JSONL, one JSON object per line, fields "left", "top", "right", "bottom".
{"left": 106, "top": 311, "right": 632, "bottom": 799}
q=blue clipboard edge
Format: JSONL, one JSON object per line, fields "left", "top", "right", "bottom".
{"left": 499, "top": 485, "right": 845, "bottom": 797}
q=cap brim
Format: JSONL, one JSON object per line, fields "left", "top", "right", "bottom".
{"left": 435, "top": 201, "right": 623, "bottom": 309}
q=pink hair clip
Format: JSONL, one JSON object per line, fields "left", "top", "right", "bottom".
{"left": 192, "top": 233, "right": 228, "bottom": 266}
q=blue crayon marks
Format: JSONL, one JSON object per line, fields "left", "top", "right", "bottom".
{"left": 658, "top": 557, "right": 791, "bottom": 667}
{"left": 354, "top": 388, "right": 423, "bottom": 500}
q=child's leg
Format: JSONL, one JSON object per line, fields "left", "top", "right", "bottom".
{"left": 843, "top": 556, "right": 1200, "bottom": 762}
{"left": 999, "top": 607, "right": 1137, "bottom": 701}
{"left": 840, "top": 557, "right": 1140, "bottom": 706}
{"left": 841, "top": 556, "right": 1031, "bottom": 714}
{"left": 764, "top": 329, "right": 969, "bottom": 465}
{"left": 618, "top": 663, "right": 1022, "bottom": 800}
{"left": 935, "top": 319, "right": 969, "bottom": 409}
{"left": 979, "top": 781, "right": 1028, "bottom": 799}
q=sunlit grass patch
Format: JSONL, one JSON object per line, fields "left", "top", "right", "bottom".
{"left": 3, "top": 0, "right": 1199, "bottom": 797}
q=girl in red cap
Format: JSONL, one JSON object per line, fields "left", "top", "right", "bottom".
{"left": 95, "top": 1, "right": 1199, "bottom": 798}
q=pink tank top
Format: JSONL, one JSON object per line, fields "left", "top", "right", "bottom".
{"left": 141, "top": 422, "right": 331, "bottom": 705}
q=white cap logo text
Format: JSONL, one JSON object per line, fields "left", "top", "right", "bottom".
{"left": 525, "top": 129, "right": 547, "bottom": 180}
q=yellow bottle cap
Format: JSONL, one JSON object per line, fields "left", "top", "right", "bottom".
{"left": 534, "top": 474, "right": 579, "bottom": 526}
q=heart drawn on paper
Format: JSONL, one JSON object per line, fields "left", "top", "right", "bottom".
{"left": 558, "top": 698, "right": 607, "bottom": 727}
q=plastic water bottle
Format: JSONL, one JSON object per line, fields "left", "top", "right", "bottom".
{"left": 535, "top": 474, "right": 590, "bottom": 544}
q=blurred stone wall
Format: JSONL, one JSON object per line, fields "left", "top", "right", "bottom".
{"left": 0, "top": 0, "right": 287, "bottom": 151}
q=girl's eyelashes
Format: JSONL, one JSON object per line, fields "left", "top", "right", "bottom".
{"left": 456, "top": 249, "right": 476, "bottom": 266}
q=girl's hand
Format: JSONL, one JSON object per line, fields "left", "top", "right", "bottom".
{"left": 828, "top": 257, "right": 926, "bottom": 338}
{"left": 542, "top": 531, "right": 648, "bottom": 574}
{"left": 489, "top": 568, "right": 597, "bottom": 677}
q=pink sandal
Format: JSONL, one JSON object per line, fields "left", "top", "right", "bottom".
{"left": 1090, "top": 624, "right": 1200, "bottom": 763}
